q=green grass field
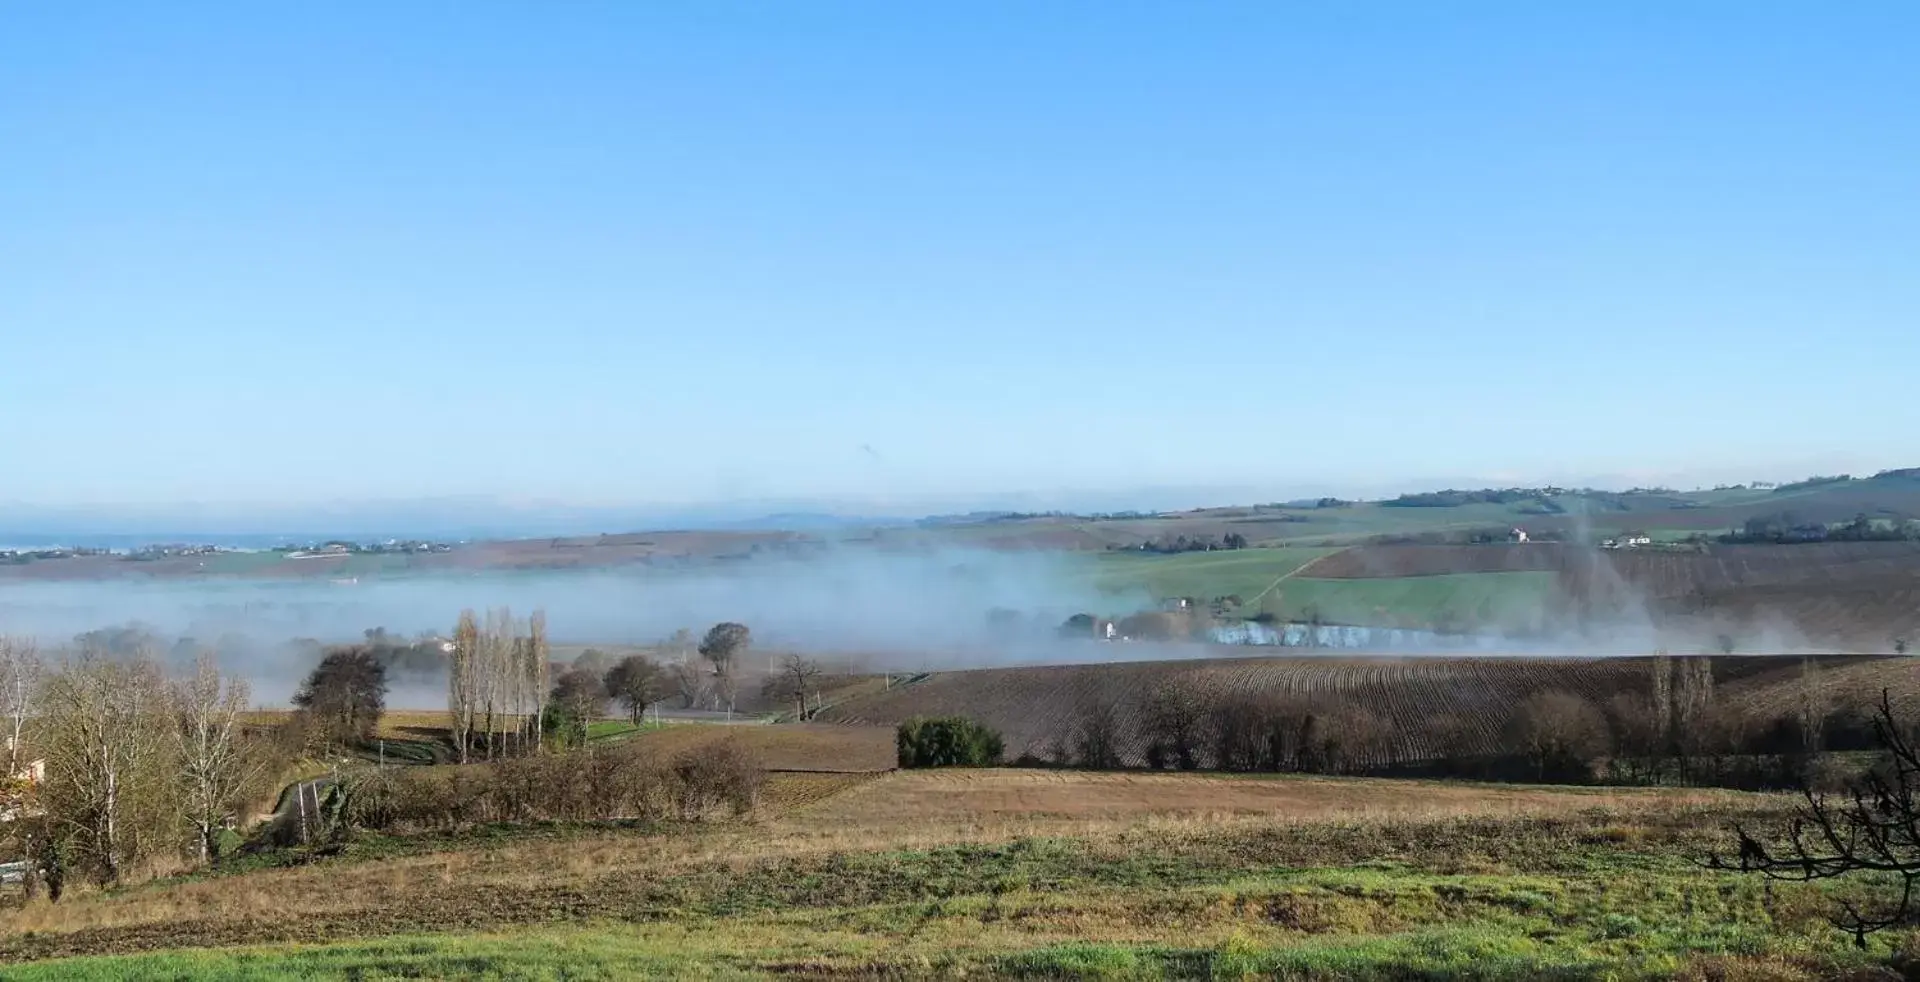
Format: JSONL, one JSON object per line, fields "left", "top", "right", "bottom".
{"left": 1079, "top": 549, "right": 1557, "bottom": 632}
{"left": 10, "top": 805, "right": 1907, "bottom": 981}
{"left": 1081, "top": 547, "right": 1337, "bottom": 601}
{"left": 1264, "top": 572, "right": 1560, "bottom": 631}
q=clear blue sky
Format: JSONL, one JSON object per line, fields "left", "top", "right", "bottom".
{"left": 4, "top": 2, "right": 1915, "bottom": 512}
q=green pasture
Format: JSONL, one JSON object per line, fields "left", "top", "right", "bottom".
{"left": 1263, "top": 572, "right": 1559, "bottom": 632}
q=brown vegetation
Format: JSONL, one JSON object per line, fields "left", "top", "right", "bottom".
{"left": 819, "top": 654, "right": 1920, "bottom": 784}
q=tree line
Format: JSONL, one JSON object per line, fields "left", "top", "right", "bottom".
{"left": 2, "top": 635, "right": 281, "bottom": 897}
{"left": 1719, "top": 512, "right": 1920, "bottom": 545}
{"left": 910, "top": 655, "right": 1912, "bottom": 790}
{"left": 0, "top": 613, "right": 787, "bottom": 899}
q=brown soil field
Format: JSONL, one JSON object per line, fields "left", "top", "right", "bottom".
{"left": 817, "top": 653, "right": 1916, "bottom": 768}
{"left": 1720, "top": 655, "right": 1920, "bottom": 723}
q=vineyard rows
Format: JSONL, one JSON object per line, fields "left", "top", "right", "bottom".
{"left": 819, "top": 653, "right": 1919, "bottom": 771}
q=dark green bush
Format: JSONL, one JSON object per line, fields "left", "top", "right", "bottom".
{"left": 897, "top": 717, "right": 1004, "bottom": 768}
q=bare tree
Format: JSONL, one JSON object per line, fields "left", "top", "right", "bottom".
{"left": 449, "top": 610, "right": 480, "bottom": 764}
{"left": 1504, "top": 691, "right": 1609, "bottom": 782}
{"left": 605, "top": 655, "right": 665, "bottom": 725}
{"left": 480, "top": 608, "right": 516, "bottom": 760}
{"left": 1141, "top": 675, "right": 1207, "bottom": 770}
{"left": 761, "top": 654, "right": 822, "bottom": 720}
{"left": 527, "top": 609, "right": 550, "bottom": 752}
{"left": 1796, "top": 656, "right": 1828, "bottom": 754}
{"left": 668, "top": 659, "right": 708, "bottom": 710}
{"left": 1603, "top": 691, "right": 1662, "bottom": 783}
{"left": 1675, "top": 656, "right": 1716, "bottom": 776}
{"left": 37, "top": 651, "right": 177, "bottom": 884}
{"left": 1649, "top": 650, "right": 1674, "bottom": 761}
{"left": 1712, "top": 690, "right": 1920, "bottom": 946}
{"left": 1072, "top": 698, "right": 1124, "bottom": 769}
{"left": 173, "top": 653, "right": 269, "bottom": 863}
{"left": 1, "top": 636, "right": 41, "bottom": 779}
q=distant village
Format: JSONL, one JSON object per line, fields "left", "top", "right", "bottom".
{"left": 0, "top": 538, "right": 457, "bottom": 565}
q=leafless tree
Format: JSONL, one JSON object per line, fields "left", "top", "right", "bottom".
{"left": 1649, "top": 650, "right": 1673, "bottom": 753}
{"left": 1141, "top": 675, "right": 1207, "bottom": 769}
{"left": 1711, "top": 690, "right": 1920, "bottom": 946}
{"left": 666, "top": 628, "right": 694, "bottom": 659}
{"left": 36, "top": 651, "right": 178, "bottom": 884}
{"left": 1504, "top": 691, "right": 1610, "bottom": 782}
{"left": 1603, "top": 691, "right": 1662, "bottom": 782}
{"left": 1797, "top": 656, "right": 1828, "bottom": 754}
{"left": 1073, "top": 698, "right": 1124, "bottom": 769}
{"left": 762, "top": 654, "right": 822, "bottom": 720}
{"left": 172, "top": 652, "right": 270, "bottom": 863}
{"left": 448, "top": 610, "right": 480, "bottom": 764}
{"left": 1, "top": 636, "right": 41, "bottom": 778}
{"left": 1675, "top": 656, "right": 1716, "bottom": 775}
{"left": 526, "top": 609, "right": 550, "bottom": 752}
{"left": 480, "top": 607, "right": 517, "bottom": 760}
{"left": 668, "top": 659, "right": 708, "bottom": 710}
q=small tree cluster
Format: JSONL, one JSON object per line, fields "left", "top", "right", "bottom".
{"left": 337, "top": 737, "right": 764, "bottom": 832}
{"left": 446, "top": 608, "right": 551, "bottom": 763}
{"left": 897, "top": 717, "right": 1004, "bottom": 768}
{"left": 22, "top": 647, "right": 282, "bottom": 891}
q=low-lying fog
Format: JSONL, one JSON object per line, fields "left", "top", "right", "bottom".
{"left": 0, "top": 546, "right": 1823, "bottom": 706}
{"left": 0, "top": 548, "right": 1153, "bottom": 703}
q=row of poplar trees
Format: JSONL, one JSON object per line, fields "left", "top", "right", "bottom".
{"left": 445, "top": 608, "right": 551, "bottom": 763}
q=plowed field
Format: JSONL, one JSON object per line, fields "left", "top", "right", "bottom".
{"left": 817, "top": 653, "right": 1917, "bottom": 769}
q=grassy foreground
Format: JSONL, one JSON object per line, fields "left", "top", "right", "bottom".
{"left": 6, "top": 791, "right": 1915, "bottom": 980}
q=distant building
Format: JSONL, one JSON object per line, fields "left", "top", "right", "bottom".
{"left": 1602, "top": 532, "right": 1653, "bottom": 549}
{"left": 1510, "top": 528, "right": 1530, "bottom": 543}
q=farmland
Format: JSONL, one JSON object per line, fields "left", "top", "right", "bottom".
{"left": 5, "top": 762, "right": 1887, "bottom": 980}
{"left": 1078, "top": 546, "right": 1337, "bottom": 602}
{"left": 1076, "top": 541, "right": 1920, "bottom": 644}
{"left": 817, "top": 653, "right": 1917, "bottom": 770}
{"left": 1258, "top": 571, "right": 1559, "bottom": 632}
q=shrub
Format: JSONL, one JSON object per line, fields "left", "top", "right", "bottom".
{"left": 672, "top": 737, "right": 765, "bottom": 818}
{"left": 332, "top": 737, "right": 765, "bottom": 833}
{"left": 897, "top": 717, "right": 1005, "bottom": 768}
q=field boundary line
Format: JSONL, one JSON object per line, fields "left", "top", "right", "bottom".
{"left": 1247, "top": 547, "right": 1347, "bottom": 608}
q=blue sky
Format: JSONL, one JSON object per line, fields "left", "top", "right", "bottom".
{"left": 3, "top": 2, "right": 1915, "bottom": 513}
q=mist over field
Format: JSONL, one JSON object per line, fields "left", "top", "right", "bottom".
{"left": 0, "top": 547, "right": 1150, "bottom": 702}
{"left": 0, "top": 538, "right": 1863, "bottom": 708}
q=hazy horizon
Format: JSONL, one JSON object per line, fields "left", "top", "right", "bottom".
{"left": 6, "top": 460, "right": 1915, "bottom": 544}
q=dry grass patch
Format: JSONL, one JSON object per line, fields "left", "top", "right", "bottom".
{"left": 795, "top": 768, "right": 1754, "bottom": 831}
{"left": 628, "top": 722, "right": 896, "bottom": 772}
